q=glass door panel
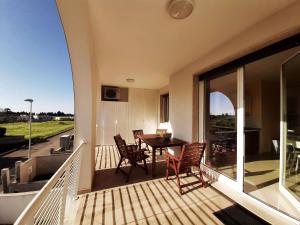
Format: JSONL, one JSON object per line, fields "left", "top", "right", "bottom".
{"left": 282, "top": 52, "right": 300, "bottom": 202}
{"left": 204, "top": 71, "right": 237, "bottom": 180}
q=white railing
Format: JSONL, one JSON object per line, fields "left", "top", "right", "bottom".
{"left": 14, "top": 140, "right": 86, "bottom": 225}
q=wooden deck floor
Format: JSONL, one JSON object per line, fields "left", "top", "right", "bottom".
{"left": 73, "top": 175, "right": 234, "bottom": 225}
{"left": 66, "top": 146, "right": 240, "bottom": 225}
{"left": 93, "top": 145, "right": 172, "bottom": 191}
{"left": 95, "top": 145, "right": 164, "bottom": 170}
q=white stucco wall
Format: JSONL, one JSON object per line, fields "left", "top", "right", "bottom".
{"left": 96, "top": 87, "right": 159, "bottom": 145}
{"left": 0, "top": 192, "right": 37, "bottom": 224}
{"left": 56, "top": 0, "right": 98, "bottom": 193}
{"left": 169, "top": 1, "right": 300, "bottom": 143}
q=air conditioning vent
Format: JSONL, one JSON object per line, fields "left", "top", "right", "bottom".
{"left": 102, "top": 86, "right": 121, "bottom": 101}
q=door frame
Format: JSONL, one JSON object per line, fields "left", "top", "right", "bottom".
{"left": 199, "top": 66, "right": 244, "bottom": 191}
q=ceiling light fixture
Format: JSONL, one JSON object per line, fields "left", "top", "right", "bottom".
{"left": 126, "top": 78, "right": 135, "bottom": 83}
{"left": 168, "top": 0, "right": 194, "bottom": 19}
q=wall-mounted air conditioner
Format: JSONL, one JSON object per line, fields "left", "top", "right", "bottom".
{"left": 102, "top": 86, "right": 121, "bottom": 101}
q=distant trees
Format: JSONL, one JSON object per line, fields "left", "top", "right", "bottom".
{"left": 39, "top": 111, "right": 73, "bottom": 117}
{"left": 0, "top": 109, "right": 74, "bottom": 124}
{"left": 3, "top": 108, "right": 11, "bottom": 113}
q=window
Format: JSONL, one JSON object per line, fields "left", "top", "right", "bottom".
{"left": 160, "top": 94, "right": 169, "bottom": 123}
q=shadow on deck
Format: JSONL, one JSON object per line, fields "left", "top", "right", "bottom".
{"left": 93, "top": 145, "right": 171, "bottom": 191}
{"left": 67, "top": 145, "right": 271, "bottom": 225}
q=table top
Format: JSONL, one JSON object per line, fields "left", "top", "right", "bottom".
{"left": 139, "top": 134, "right": 186, "bottom": 148}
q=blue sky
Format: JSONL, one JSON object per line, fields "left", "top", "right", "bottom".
{"left": 210, "top": 92, "right": 235, "bottom": 115}
{"left": 0, "top": 0, "right": 74, "bottom": 114}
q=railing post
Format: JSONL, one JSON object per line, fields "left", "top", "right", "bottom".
{"left": 59, "top": 163, "right": 71, "bottom": 225}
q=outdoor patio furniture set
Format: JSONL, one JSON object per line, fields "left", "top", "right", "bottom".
{"left": 114, "top": 129, "right": 206, "bottom": 194}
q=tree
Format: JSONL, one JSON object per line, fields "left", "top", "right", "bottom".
{"left": 4, "top": 108, "right": 11, "bottom": 113}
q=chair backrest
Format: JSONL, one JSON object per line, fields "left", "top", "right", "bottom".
{"left": 132, "top": 129, "right": 144, "bottom": 144}
{"left": 178, "top": 142, "right": 206, "bottom": 172}
{"left": 156, "top": 129, "right": 167, "bottom": 136}
{"left": 114, "top": 134, "right": 128, "bottom": 158}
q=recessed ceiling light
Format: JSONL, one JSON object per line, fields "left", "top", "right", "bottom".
{"left": 168, "top": 0, "right": 194, "bottom": 20}
{"left": 126, "top": 78, "right": 135, "bottom": 83}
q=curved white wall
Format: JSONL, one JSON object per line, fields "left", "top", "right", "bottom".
{"left": 56, "top": 0, "right": 98, "bottom": 193}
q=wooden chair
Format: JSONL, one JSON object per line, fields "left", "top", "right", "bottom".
{"left": 165, "top": 142, "right": 206, "bottom": 194}
{"left": 114, "top": 134, "right": 149, "bottom": 182}
{"left": 132, "top": 129, "right": 149, "bottom": 151}
{"left": 156, "top": 129, "right": 167, "bottom": 155}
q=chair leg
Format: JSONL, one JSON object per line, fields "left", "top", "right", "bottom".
{"left": 173, "top": 160, "right": 182, "bottom": 194}
{"left": 186, "top": 167, "right": 191, "bottom": 177}
{"left": 199, "top": 167, "right": 205, "bottom": 184}
{"left": 143, "top": 159, "right": 148, "bottom": 175}
{"left": 160, "top": 148, "right": 162, "bottom": 155}
{"left": 126, "top": 165, "right": 134, "bottom": 182}
{"left": 115, "top": 157, "right": 123, "bottom": 174}
{"left": 166, "top": 158, "right": 170, "bottom": 180}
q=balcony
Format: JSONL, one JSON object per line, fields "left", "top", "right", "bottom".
{"left": 15, "top": 142, "right": 253, "bottom": 225}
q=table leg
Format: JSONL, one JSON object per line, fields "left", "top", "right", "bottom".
{"left": 139, "top": 138, "right": 141, "bottom": 150}
{"left": 152, "top": 147, "right": 156, "bottom": 177}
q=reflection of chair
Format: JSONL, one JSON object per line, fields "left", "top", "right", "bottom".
{"left": 114, "top": 134, "right": 149, "bottom": 182}
{"left": 296, "top": 155, "right": 300, "bottom": 173}
{"left": 288, "top": 141, "right": 300, "bottom": 174}
{"left": 165, "top": 142, "right": 206, "bottom": 194}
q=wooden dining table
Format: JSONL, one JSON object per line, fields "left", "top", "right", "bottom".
{"left": 138, "top": 134, "right": 186, "bottom": 177}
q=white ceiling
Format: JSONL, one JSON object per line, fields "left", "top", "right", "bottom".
{"left": 88, "top": 0, "right": 296, "bottom": 89}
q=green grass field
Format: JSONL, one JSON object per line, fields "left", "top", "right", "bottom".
{"left": 0, "top": 121, "right": 74, "bottom": 140}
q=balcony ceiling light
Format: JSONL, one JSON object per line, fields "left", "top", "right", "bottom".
{"left": 168, "top": 0, "right": 194, "bottom": 20}
{"left": 126, "top": 78, "right": 135, "bottom": 83}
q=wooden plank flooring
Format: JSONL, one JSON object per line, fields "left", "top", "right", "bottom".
{"left": 72, "top": 175, "right": 234, "bottom": 225}
{"left": 78, "top": 145, "right": 237, "bottom": 225}
{"left": 95, "top": 145, "right": 164, "bottom": 170}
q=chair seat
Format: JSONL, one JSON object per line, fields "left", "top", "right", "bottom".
{"left": 165, "top": 142, "right": 206, "bottom": 195}
{"left": 134, "top": 150, "right": 149, "bottom": 161}
{"left": 114, "top": 134, "right": 149, "bottom": 182}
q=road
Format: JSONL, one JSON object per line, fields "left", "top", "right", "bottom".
{"left": 0, "top": 129, "right": 74, "bottom": 173}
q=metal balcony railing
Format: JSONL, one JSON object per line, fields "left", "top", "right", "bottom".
{"left": 14, "top": 140, "right": 86, "bottom": 225}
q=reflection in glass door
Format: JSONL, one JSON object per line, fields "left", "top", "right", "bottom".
{"left": 281, "top": 52, "right": 300, "bottom": 202}
{"left": 204, "top": 71, "right": 237, "bottom": 180}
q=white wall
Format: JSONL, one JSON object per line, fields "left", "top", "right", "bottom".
{"left": 170, "top": 74, "right": 193, "bottom": 142}
{"left": 0, "top": 192, "right": 36, "bottom": 224}
{"left": 97, "top": 88, "right": 159, "bottom": 145}
{"left": 169, "top": 2, "right": 300, "bottom": 144}
{"left": 57, "top": 0, "right": 98, "bottom": 193}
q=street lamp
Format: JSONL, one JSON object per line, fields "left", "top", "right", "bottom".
{"left": 24, "top": 99, "right": 33, "bottom": 158}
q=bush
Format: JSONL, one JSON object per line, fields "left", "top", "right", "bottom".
{"left": 0, "top": 127, "right": 6, "bottom": 137}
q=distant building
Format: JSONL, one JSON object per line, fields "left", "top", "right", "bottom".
{"left": 54, "top": 116, "right": 74, "bottom": 121}
{"left": 32, "top": 114, "right": 53, "bottom": 122}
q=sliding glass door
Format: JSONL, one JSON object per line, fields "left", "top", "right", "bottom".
{"left": 280, "top": 51, "right": 300, "bottom": 207}
{"left": 204, "top": 71, "right": 238, "bottom": 180}
{"left": 199, "top": 45, "right": 300, "bottom": 221}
